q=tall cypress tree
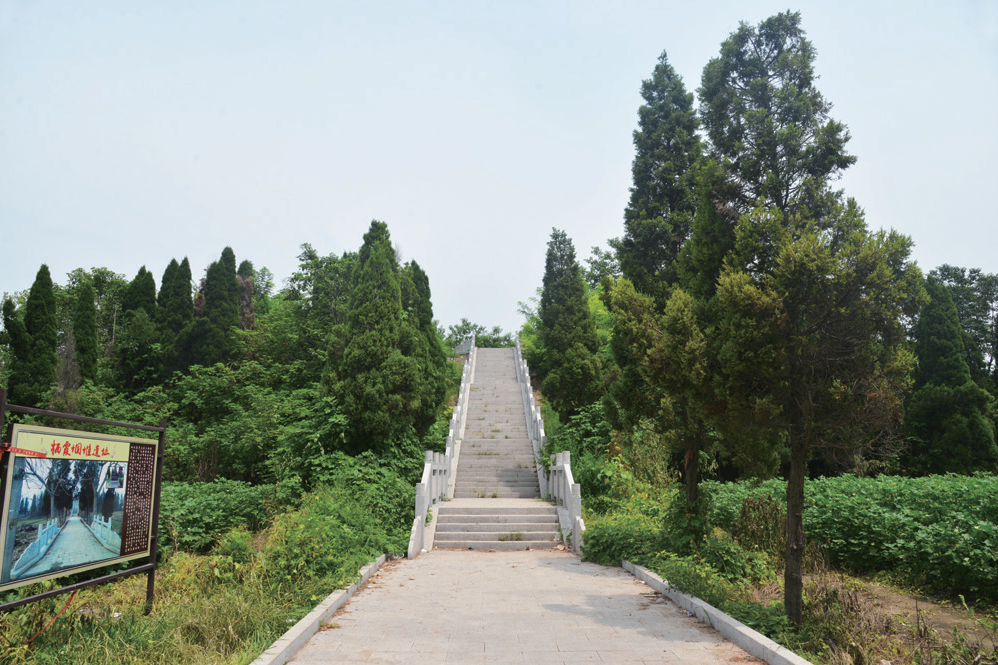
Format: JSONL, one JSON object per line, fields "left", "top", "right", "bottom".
{"left": 12, "top": 265, "right": 59, "bottom": 406}
{"left": 907, "top": 277, "right": 997, "bottom": 474}
{"left": 73, "top": 279, "right": 99, "bottom": 383}
{"left": 324, "top": 221, "right": 422, "bottom": 449}
{"left": 619, "top": 50, "right": 701, "bottom": 300}
{"left": 539, "top": 229, "right": 603, "bottom": 419}
{"left": 205, "top": 249, "right": 240, "bottom": 334}
{"left": 2, "top": 297, "right": 30, "bottom": 405}
{"left": 158, "top": 257, "right": 194, "bottom": 336}
{"left": 122, "top": 266, "right": 157, "bottom": 317}
{"left": 401, "top": 260, "right": 447, "bottom": 436}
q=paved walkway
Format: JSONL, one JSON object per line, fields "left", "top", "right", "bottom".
{"left": 289, "top": 549, "right": 759, "bottom": 664}
{"left": 22, "top": 516, "right": 115, "bottom": 577}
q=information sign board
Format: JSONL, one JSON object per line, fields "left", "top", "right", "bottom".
{"left": 0, "top": 424, "right": 158, "bottom": 592}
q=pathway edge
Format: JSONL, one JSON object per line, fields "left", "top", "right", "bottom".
{"left": 623, "top": 560, "right": 813, "bottom": 665}
{"left": 249, "top": 554, "right": 387, "bottom": 665}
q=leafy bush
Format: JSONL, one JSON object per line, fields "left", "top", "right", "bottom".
{"left": 707, "top": 473, "right": 998, "bottom": 599}
{"left": 644, "top": 551, "right": 739, "bottom": 610}
{"left": 159, "top": 479, "right": 273, "bottom": 553}
{"left": 582, "top": 511, "right": 665, "bottom": 566}
{"left": 703, "top": 478, "right": 787, "bottom": 530}
{"left": 213, "top": 528, "right": 256, "bottom": 564}
{"left": 726, "top": 601, "right": 791, "bottom": 641}
{"left": 312, "top": 451, "right": 415, "bottom": 541}
{"left": 732, "top": 493, "right": 785, "bottom": 567}
{"left": 701, "top": 534, "right": 776, "bottom": 585}
{"left": 262, "top": 486, "right": 397, "bottom": 591}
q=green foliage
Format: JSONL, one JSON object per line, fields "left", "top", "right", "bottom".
{"left": 159, "top": 479, "right": 272, "bottom": 553}
{"left": 14, "top": 265, "right": 59, "bottom": 407}
{"left": 726, "top": 601, "right": 791, "bottom": 642}
{"left": 699, "top": 11, "right": 855, "bottom": 219}
{"left": 644, "top": 551, "right": 738, "bottom": 610}
{"left": 929, "top": 264, "right": 998, "bottom": 380}
{"left": 700, "top": 534, "right": 776, "bottom": 585}
{"left": 325, "top": 221, "right": 438, "bottom": 448}
{"left": 157, "top": 257, "right": 194, "bottom": 337}
{"left": 263, "top": 483, "right": 405, "bottom": 591}
{"left": 73, "top": 278, "right": 98, "bottom": 383}
{"left": 121, "top": 266, "right": 157, "bottom": 317}
{"left": 445, "top": 317, "right": 514, "bottom": 349}
{"left": 731, "top": 493, "right": 786, "bottom": 567}
{"left": 907, "top": 276, "right": 997, "bottom": 474}
{"left": 115, "top": 308, "right": 162, "bottom": 392}
{"left": 581, "top": 511, "right": 665, "bottom": 566}
{"left": 620, "top": 49, "right": 701, "bottom": 298}
{"left": 213, "top": 527, "right": 256, "bottom": 564}
{"left": 539, "top": 228, "right": 603, "bottom": 420}
{"left": 705, "top": 473, "right": 998, "bottom": 599}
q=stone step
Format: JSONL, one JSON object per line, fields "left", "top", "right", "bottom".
{"left": 455, "top": 471, "right": 538, "bottom": 479}
{"left": 433, "top": 540, "right": 560, "bottom": 550}
{"left": 453, "top": 490, "right": 541, "bottom": 499}
{"left": 454, "top": 483, "right": 540, "bottom": 492}
{"left": 437, "top": 514, "right": 555, "bottom": 524}
{"left": 435, "top": 522, "right": 555, "bottom": 534}
{"left": 434, "top": 531, "right": 558, "bottom": 543}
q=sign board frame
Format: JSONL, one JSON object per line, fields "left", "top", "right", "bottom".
{"left": 0, "top": 389, "right": 166, "bottom": 615}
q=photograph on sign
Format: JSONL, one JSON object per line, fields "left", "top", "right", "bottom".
{"left": 1, "top": 425, "right": 158, "bottom": 592}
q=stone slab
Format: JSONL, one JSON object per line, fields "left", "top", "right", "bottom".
{"left": 287, "top": 549, "right": 760, "bottom": 665}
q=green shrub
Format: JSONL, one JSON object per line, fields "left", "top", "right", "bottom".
{"left": 731, "top": 493, "right": 785, "bottom": 566}
{"left": 701, "top": 534, "right": 776, "bottom": 585}
{"left": 582, "top": 511, "right": 665, "bottom": 566}
{"left": 726, "top": 601, "right": 791, "bottom": 641}
{"left": 213, "top": 528, "right": 256, "bottom": 564}
{"left": 312, "top": 451, "right": 415, "bottom": 543}
{"left": 707, "top": 472, "right": 998, "bottom": 599}
{"left": 263, "top": 486, "right": 395, "bottom": 591}
{"left": 645, "top": 551, "right": 739, "bottom": 610}
{"left": 159, "top": 479, "right": 272, "bottom": 553}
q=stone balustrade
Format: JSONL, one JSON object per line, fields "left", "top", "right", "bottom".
{"left": 12, "top": 518, "right": 59, "bottom": 578}
{"left": 513, "top": 339, "right": 547, "bottom": 497}
{"left": 407, "top": 338, "right": 477, "bottom": 558}
{"left": 90, "top": 515, "right": 122, "bottom": 553}
{"left": 549, "top": 451, "right": 585, "bottom": 554}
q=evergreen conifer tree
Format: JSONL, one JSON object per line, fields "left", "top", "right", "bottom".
{"left": 73, "top": 278, "right": 99, "bottom": 383}
{"left": 619, "top": 51, "right": 701, "bottom": 300}
{"left": 907, "top": 277, "right": 997, "bottom": 474}
{"left": 122, "top": 266, "right": 157, "bottom": 317}
{"left": 324, "top": 221, "right": 424, "bottom": 449}
{"left": 2, "top": 297, "right": 30, "bottom": 405}
{"left": 9, "top": 265, "right": 60, "bottom": 406}
{"left": 539, "top": 229, "right": 602, "bottom": 419}
{"left": 401, "top": 260, "right": 447, "bottom": 435}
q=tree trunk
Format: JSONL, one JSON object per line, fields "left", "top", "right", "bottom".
{"left": 684, "top": 422, "right": 702, "bottom": 507}
{"left": 785, "top": 431, "right": 808, "bottom": 626}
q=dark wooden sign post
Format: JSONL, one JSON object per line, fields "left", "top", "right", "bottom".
{"left": 0, "top": 388, "right": 166, "bottom": 615}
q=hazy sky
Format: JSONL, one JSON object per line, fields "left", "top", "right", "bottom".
{"left": 2, "top": 1, "right": 996, "bottom": 334}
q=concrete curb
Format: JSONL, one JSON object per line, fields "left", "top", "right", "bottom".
{"left": 249, "top": 554, "right": 387, "bottom": 665}
{"left": 623, "top": 561, "right": 812, "bottom": 665}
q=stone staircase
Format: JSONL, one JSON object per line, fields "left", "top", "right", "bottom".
{"left": 433, "top": 348, "right": 559, "bottom": 550}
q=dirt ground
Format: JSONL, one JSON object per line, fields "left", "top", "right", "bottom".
{"left": 857, "top": 581, "right": 997, "bottom": 651}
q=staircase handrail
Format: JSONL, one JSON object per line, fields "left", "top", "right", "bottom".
{"left": 549, "top": 451, "right": 585, "bottom": 554}
{"left": 454, "top": 332, "right": 476, "bottom": 356}
{"left": 514, "top": 339, "right": 547, "bottom": 496}
{"left": 407, "top": 335, "right": 477, "bottom": 558}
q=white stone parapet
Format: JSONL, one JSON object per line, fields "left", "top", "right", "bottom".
{"left": 407, "top": 339, "right": 477, "bottom": 559}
